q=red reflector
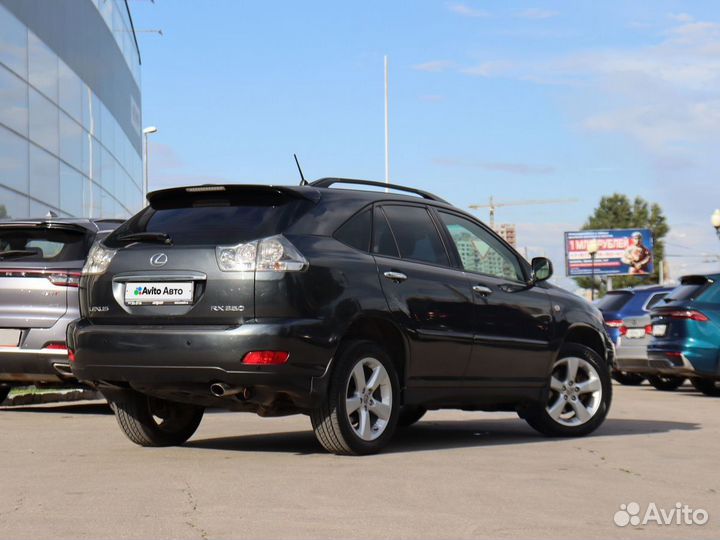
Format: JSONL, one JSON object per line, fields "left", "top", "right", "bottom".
{"left": 242, "top": 351, "right": 289, "bottom": 365}
{"left": 665, "top": 310, "right": 709, "bottom": 322}
{"left": 605, "top": 320, "right": 624, "bottom": 328}
{"left": 68, "top": 349, "right": 76, "bottom": 362}
{"left": 45, "top": 343, "right": 68, "bottom": 351}
{"left": 666, "top": 352, "right": 683, "bottom": 357}
{"left": 645, "top": 325, "right": 653, "bottom": 335}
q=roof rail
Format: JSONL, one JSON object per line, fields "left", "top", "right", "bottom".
{"left": 310, "top": 177, "right": 448, "bottom": 203}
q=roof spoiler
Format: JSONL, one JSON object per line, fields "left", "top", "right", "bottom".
{"left": 146, "top": 184, "right": 321, "bottom": 205}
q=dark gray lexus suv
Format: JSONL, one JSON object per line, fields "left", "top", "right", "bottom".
{"left": 68, "top": 179, "right": 614, "bottom": 455}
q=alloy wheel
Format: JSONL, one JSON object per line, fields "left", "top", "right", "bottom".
{"left": 547, "top": 356, "right": 603, "bottom": 427}
{"left": 345, "top": 357, "right": 393, "bottom": 441}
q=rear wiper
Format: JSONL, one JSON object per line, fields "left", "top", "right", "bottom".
{"left": 0, "top": 250, "right": 39, "bottom": 260}
{"left": 115, "top": 232, "right": 173, "bottom": 245}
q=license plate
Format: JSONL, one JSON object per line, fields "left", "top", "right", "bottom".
{"left": 124, "top": 282, "right": 194, "bottom": 305}
{"left": 0, "top": 329, "right": 21, "bottom": 347}
{"left": 626, "top": 328, "right": 645, "bottom": 339}
{"left": 652, "top": 324, "right": 667, "bottom": 337}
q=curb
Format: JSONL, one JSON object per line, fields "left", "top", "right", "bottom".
{"left": 2, "top": 389, "right": 101, "bottom": 406}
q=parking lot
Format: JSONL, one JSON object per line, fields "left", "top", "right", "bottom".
{"left": 0, "top": 383, "right": 718, "bottom": 539}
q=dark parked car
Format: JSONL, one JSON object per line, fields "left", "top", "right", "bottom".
{"left": 68, "top": 179, "right": 614, "bottom": 455}
{"left": 0, "top": 217, "right": 122, "bottom": 403}
{"left": 596, "top": 285, "right": 673, "bottom": 389}
{"left": 648, "top": 274, "right": 720, "bottom": 396}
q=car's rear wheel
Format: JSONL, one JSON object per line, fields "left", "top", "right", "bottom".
{"left": 311, "top": 340, "right": 399, "bottom": 455}
{"left": 611, "top": 371, "right": 645, "bottom": 386}
{"left": 524, "top": 344, "right": 612, "bottom": 437}
{"left": 0, "top": 384, "right": 10, "bottom": 405}
{"left": 397, "top": 405, "right": 427, "bottom": 428}
{"left": 647, "top": 375, "right": 686, "bottom": 391}
{"left": 691, "top": 378, "right": 720, "bottom": 397}
{"left": 108, "top": 389, "right": 204, "bottom": 447}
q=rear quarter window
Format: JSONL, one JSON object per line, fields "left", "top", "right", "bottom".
{"left": 595, "top": 291, "right": 633, "bottom": 312}
{"left": 334, "top": 208, "right": 371, "bottom": 252}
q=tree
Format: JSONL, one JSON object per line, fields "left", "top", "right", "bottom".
{"left": 0, "top": 204, "right": 6, "bottom": 218}
{"left": 575, "top": 194, "right": 669, "bottom": 295}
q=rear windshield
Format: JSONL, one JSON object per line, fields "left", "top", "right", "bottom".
{"left": 664, "top": 277, "right": 710, "bottom": 303}
{"left": 595, "top": 291, "right": 633, "bottom": 312}
{"left": 105, "top": 189, "right": 314, "bottom": 247}
{"left": 0, "top": 227, "right": 90, "bottom": 262}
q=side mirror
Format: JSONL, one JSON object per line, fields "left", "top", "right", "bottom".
{"left": 531, "top": 257, "right": 553, "bottom": 283}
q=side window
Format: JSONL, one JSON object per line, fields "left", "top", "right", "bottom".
{"left": 438, "top": 212, "right": 524, "bottom": 282}
{"left": 335, "top": 208, "right": 371, "bottom": 252}
{"left": 644, "top": 292, "right": 668, "bottom": 311}
{"left": 382, "top": 205, "right": 449, "bottom": 266}
{"left": 372, "top": 206, "right": 399, "bottom": 258}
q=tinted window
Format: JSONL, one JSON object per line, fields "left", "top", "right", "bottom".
{"left": 698, "top": 282, "right": 720, "bottom": 304}
{"left": 382, "top": 205, "right": 449, "bottom": 266}
{"left": 106, "top": 189, "right": 314, "bottom": 247}
{"left": 595, "top": 291, "right": 633, "bottom": 312}
{"left": 0, "top": 227, "right": 90, "bottom": 262}
{"left": 665, "top": 278, "right": 710, "bottom": 303}
{"left": 644, "top": 292, "right": 668, "bottom": 310}
{"left": 438, "top": 212, "right": 523, "bottom": 281}
{"left": 335, "top": 209, "right": 371, "bottom": 252}
{"left": 372, "top": 207, "right": 399, "bottom": 258}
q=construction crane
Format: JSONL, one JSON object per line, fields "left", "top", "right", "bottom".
{"left": 469, "top": 196, "right": 578, "bottom": 228}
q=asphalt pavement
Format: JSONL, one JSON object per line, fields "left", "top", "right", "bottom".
{"left": 0, "top": 382, "right": 718, "bottom": 539}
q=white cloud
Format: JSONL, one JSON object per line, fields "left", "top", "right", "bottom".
{"left": 516, "top": 8, "right": 559, "bottom": 20}
{"left": 434, "top": 158, "right": 555, "bottom": 175}
{"left": 412, "top": 60, "right": 455, "bottom": 73}
{"left": 460, "top": 60, "right": 514, "bottom": 77}
{"left": 447, "top": 3, "right": 490, "bottom": 18}
{"left": 668, "top": 12, "right": 694, "bottom": 23}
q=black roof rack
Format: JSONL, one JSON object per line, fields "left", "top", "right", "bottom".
{"left": 310, "top": 177, "right": 448, "bottom": 204}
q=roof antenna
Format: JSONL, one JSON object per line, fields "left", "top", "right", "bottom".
{"left": 294, "top": 154, "right": 308, "bottom": 186}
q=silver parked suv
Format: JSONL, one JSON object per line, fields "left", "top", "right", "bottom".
{"left": 0, "top": 217, "right": 121, "bottom": 403}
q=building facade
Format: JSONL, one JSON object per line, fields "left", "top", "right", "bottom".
{"left": 0, "top": 0, "right": 142, "bottom": 220}
{"left": 494, "top": 223, "right": 517, "bottom": 247}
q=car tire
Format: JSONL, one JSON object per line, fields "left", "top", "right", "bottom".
{"left": 611, "top": 371, "right": 645, "bottom": 386}
{"left": 691, "top": 378, "right": 720, "bottom": 397}
{"left": 0, "top": 384, "right": 10, "bottom": 405}
{"left": 397, "top": 405, "right": 427, "bottom": 428}
{"left": 524, "top": 343, "right": 612, "bottom": 437}
{"left": 311, "top": 340, "right": 400, "bottom": 455}
{"left": 108, "top": 389, "right": 204, "bottom": 447}
{"left": 647, "top": 375, "right": 686, "bottom": 391}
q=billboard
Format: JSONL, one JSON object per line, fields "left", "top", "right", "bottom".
{"left": 565, "top": 229, "right": 654, "bottom": 277}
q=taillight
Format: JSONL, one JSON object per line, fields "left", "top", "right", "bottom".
{"left": 44, "top": 342, "right": 68, "bottom": 351}
{"left": 645, "top": 324, "right": 653, "bottom": 335}
{"left": 664, "top": 310, "right": 709, "bottom": 322}
{"left": 216, "top": 235, "right": 308, "bottom": 273}
{"left": 605, "top": 320, "right": 626, "bottom": 335}
{"left": 68, "top": 349, "right": 76, "bottom": 362}
{"left": 47, "top": 272, "right": 82, "bottom": 287}
{"left": 242, "top": 351, "right": 290, "bottom": 365}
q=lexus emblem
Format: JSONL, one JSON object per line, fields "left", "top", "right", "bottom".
{"left": 150, "top": 253, "right": 168, "bottom": 267}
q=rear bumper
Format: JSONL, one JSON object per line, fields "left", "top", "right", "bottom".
{"left": 647, "top": 341, "right": 720, "bottom": 378}
{"left": 0, "top": 348, "right": 74, "bottom": 383}
{"left": 67, "top": 318, "right": 336, "bottom": 409}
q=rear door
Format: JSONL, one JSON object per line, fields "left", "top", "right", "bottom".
{"left": 435, "top": 210, "right": 554, "bottom": 385}
{"left": 85, "top": 186, "right": 315, "bottom": 325}
{"left": 372, "top": 204, "right": 475, "bottom": 383}
{"left": 0, "top": 225, "right": 91, "bottom": 332}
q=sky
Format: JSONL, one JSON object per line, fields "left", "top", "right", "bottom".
{"left": 131, "top": 0, "right": 720, "bottom": 288}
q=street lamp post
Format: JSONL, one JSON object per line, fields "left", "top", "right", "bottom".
{"left": 712, "top": 209, "right": 720, "bottom": 240}
{"left": 142, "top": 126, "right": 158, "bottom": 205}
{"left": 587, "top": 240, "right": 599, "bottom": 301}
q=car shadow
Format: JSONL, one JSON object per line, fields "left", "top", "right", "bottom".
{"left": 185, "top": 416, "right": 700, "bottom": 455}
{"left": 0, "top": 401, "right": 112, "bottom": 415}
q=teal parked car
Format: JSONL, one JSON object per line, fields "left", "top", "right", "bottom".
{"left": 648, "top": 274, "right": 720, "bottom": 396}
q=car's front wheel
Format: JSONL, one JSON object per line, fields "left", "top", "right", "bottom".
{"left": 524, "top": 344, "right": 612, "bottom": 437}
{"left": 691, "top": 378, "right": 720, "bottom": 396}
{"left": 647, "top": 375, "right": 686, "bottom": 391}
{"left": 611, "top": 371, "right": 645, "bottom": 386}
{"left": 107, "top": 389, "right": 204, "bottom": 447}
{"left": 311, "top": 340, "right": 399, "bottom": 455}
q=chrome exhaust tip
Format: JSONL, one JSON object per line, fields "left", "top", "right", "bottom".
{"left": 210, "top": 383, "right": 243, "bottom": 398}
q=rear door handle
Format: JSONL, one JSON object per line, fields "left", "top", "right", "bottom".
{"left": 383, "top": 271, "right": 408, "bottom": 282}
{"left": 472, "top": 285, "right": 493, "bottom": 296}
